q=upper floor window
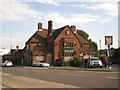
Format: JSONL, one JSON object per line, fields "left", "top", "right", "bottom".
{"left": 27, "top": 44, "right": 29, "bottom": 49}
{"left": 64, "top": 43, "right": 74, "bottom": 48}
{"left": 37, "top": 43, "right": 41, "bottom": 47}
{"left": 66, "top": 31, "right": 70, "bottom": 35}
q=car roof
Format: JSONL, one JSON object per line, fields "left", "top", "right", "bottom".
{"left": 90, "top": 57, "right": 99, "bottom": 59}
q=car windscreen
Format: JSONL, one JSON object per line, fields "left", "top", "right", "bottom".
{"left": 91, "top": 59, "right": 99, "bottom": 61}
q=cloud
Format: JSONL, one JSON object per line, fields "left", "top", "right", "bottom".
{"left": 34, "top": 0, "right": 59, "bottom": 6}
{"left": 85, "top": 2, "right": 118, "bottom": 17}
{"left": 46, "top": 12, "right": 69, "bottom": 25}
{"left": 45, "top": 12, "right": 112, "bottom": 26}
{"left": 70, "top": 14, "right": 99, "bottom": 23}
{"left": 68, "top": 1, "right": 118, "bottom": 17}
{"left": 0, "top": 0, "right": 42, "bottom": 22}
{"left": 3, "top": 37, "right": 18, "bottom": 42}
{"left": 0, "top": 34, "right": 19, "bottom": 49}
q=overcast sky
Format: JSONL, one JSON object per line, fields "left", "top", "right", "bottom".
{"left": 0, "top": 0, "right": 119, "bottom": 50}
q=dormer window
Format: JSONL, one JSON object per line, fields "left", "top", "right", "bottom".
{"left": 66, "top": 31, "right": 70, "bottom": 35}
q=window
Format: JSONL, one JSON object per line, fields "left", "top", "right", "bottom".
{"left": 66, "top": 31, "right": 70, "bottom": 35}
{"left": 27, "top": 44, "right": 29, "bottom": 49}
{"left": 64, "top": 43, "right": 74, "bottom": 48}
{"left": 64, "top": 53, "right": 73, "bottom": 57}
{"left": 37, "top": 43, "right": 41, "bottom": 47}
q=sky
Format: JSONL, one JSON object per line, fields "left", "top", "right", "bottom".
{"left": 0, "top": 0, "right": 119, "bottom": 50}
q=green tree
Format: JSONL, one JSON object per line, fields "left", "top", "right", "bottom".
{"left": 77, "top": 30, "right": 89, "bottom": 40}
{"left": 110, "top": 47, "right": 119, "bottom": 64}
{"left": 56, "top": 56, "right": 69, "bottom": 66}
{"left": 77, "top": 29, "right": 98, "bottom": 54}
{"left": 70, "top": 51, "right": 84, "bottom": 67}
{"left": 88, "top": 39, "right": 98, "bottom": 55}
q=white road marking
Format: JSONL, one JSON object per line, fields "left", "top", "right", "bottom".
{"left": 34, "top": 70, "right": 50, "bottom": 74}
{"left": 2, "top": 73, "right": 13, "bottom": 76}
{"left": 60, "top": 73, "right": 86, "bottom": 77}
{"left": 107, "top": 77, "right": 119, "bottom": 79}
{"left": 23, "top": 67, "right": 48, "bottom": 69}
{"left": 78, "top": 71, "right": 92, "bottom": 73}
{"left": 97, "top": 72, "right": 118, "bottom": 74}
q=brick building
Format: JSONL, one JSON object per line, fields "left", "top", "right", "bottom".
{"left": 23, "top": 20, "right": 89, "bottom": 66}
{"left": 3, "top": 49, "right": 23, "bottom": 65}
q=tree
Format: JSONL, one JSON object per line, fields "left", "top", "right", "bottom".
{"left": 77, "top": 29, "right": 98, "bottom": 54}
{"left": 88, "top": 39, "right": 98, "bottom": 54}
{"left": 56, "top": 56, "right": 69, "bottom": 66}
{"left": 110, "top": 47, "right": 120, "bottom": 64}
{"left": 77, "top": 30, "right": 89, "bottom": 40}
{"left": 70, "top": 51, "right": 84, "bottom": 67}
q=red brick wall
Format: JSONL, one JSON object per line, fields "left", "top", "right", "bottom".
{"left": 29, "top": 43, "right": 47, "bottom": 51}
{"left": 82, "top": 44, "right": 89, "bottom": 50}
{"left": 53, "top": 27, "right": 81, "bottom": 63}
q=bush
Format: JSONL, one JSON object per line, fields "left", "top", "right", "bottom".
{"left": 63, "top": 61, "right": 69, "bottom": 66}
{"left": 70, "top": 57, "right": 83, "bottom": 67}
{"left": 56, "top": 56, "right": 69, "bottom": 66}
{"left": 56, "top": 58, "right": 63, "bottom": 66}
{"left": 110, "top": 48, "right": 119, "bottom": 64}
{"left": 98, "top": 56, "right": 105, "bottom": 63}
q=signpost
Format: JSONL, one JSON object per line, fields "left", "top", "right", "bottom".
{"left": 105, "top": 36, "right": 113, "bottom": 57}
{"left": 105, "top": 36, "right": 113, "bottom": 68}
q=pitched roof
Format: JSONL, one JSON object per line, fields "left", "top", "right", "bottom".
{"left": 26, "top": 26, "right": 89, "bottom": 44}
{"left": 75, "top": 33, "right": 89, "bottom": 44}
{"left": 52, "top": 25, "right": 68, "bottom": 41}
{"left": 26, "top": 29, "right": 48, "bottom": 43}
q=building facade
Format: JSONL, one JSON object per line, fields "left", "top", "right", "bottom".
{"left": 23, "top": 20, "right": 89, "bottom": 66}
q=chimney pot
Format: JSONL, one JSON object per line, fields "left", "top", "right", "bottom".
{"left": 38, "top": 22, "right": 42, "bottom": 31}
{"left": 48, "top": 20, "right": 52, "bottom": 35}
{"left": 71, "top": 25, "right": 76, "bottom": 33}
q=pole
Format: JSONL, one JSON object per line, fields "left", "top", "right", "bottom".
{"left": 99, "top": 40, "right": 101, "bottom": 50}
{"left": 107, "top": 45, "right": 110, "bottom": 57}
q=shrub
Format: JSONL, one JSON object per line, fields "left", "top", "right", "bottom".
{"left": 56, "top": 58, "right": 62, "bottom": 66}
{"left": 98, "top": 56, "right": 105, "bottom": 63}
{"left": 70, "top": 57, "right": 83, "bottom": 67}
{"left": 56, "top": 56, "right": 69, "bottom": 66}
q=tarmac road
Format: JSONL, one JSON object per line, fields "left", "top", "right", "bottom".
{"left": 2, "top": 66, "right": 119, "bottom": 89}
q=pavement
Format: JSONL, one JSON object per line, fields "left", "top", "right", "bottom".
{"left": 2, "top": 72, "right": 80, "bottom": 88}
{"left": 14, "top": 64, "right": 119, "bottom": 72}
{"left": 48, "top": 64, "right": 119, "bottom": 72}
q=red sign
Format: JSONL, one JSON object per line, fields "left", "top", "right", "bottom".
{"left": 105, "top": 36, "right": 113, "bottom": 45}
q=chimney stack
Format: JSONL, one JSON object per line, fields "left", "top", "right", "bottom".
{"left": 71, "top": 25, "right": 76, "bottom": 33}
{"left": 48, "top": 20, "right": 52, "bottom": 35}
{"left": 38, "top": 22, "right": 42, "bottom": 31}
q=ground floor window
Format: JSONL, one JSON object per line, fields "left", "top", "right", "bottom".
{"left": 64, "top": 53, "right": 73, "bottom": 57}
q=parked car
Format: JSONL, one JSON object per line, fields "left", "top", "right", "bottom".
{"left": 33, "top": 61, "right": 50, "bottom": 67}
{"left": 88, "top": 57, "right": 102, "bottom": 68}
{"left": 2, "top": 60, "right": 13, "bottom": 67}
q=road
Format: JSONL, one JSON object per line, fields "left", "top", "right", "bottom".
{"left": 2, "top": 66, "right": 119, "bottom": 89}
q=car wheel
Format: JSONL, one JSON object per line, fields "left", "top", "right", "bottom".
{"left": 33, "top": 64, "right": 36, "bottom": 67}
{"left": 40, "top": 64, "right": 42, "bottom": 67}
{"left": 90, "top": 66, "right": 92, "bottom": 68}
{"left": 100, "top": 66, "right": 102, "bottom": 68}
